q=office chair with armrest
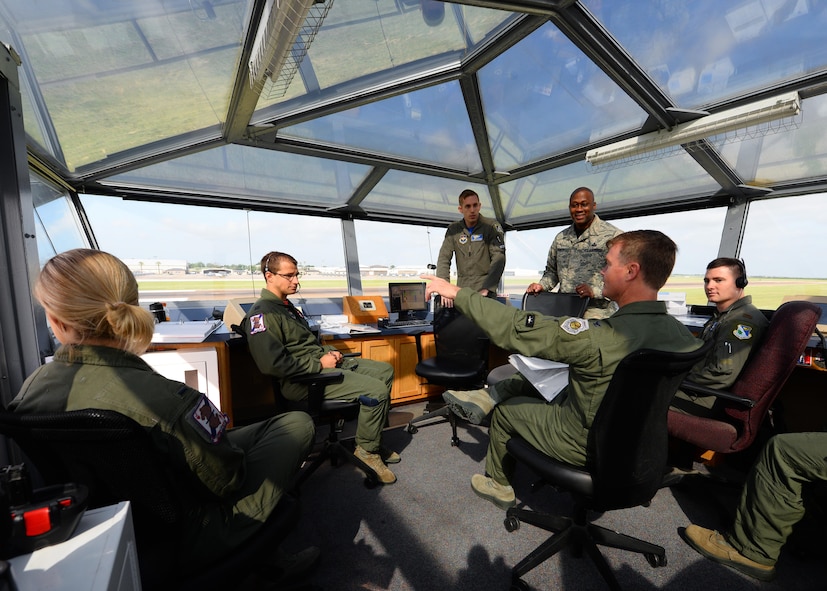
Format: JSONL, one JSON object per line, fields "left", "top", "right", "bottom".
{"left": 0, "top": 408, "right": 300, "bottom": 591}
{"left": 502, "top": 343, "right": 711, "bottom": 591}
{"left": 270, "top": 362, "right": 381, "bottom": 489}
{"left": 667, "top": 300, "right": 820, "bottom": 466}
{"left": 406, "top": 305, "right": 490, "bottom": 446}
{"left": 230, "top": 323, "right": 379, "bottom": 488}
{"left": 487, "top": 291, "right": 589, "bottom": 386}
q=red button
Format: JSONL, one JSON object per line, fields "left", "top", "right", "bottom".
{"left": 23, "top": 507, "right": 52, "bottom": 536}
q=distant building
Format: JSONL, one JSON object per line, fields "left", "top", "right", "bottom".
{"left": 123, "top": 259, "right": 188, "bottom": 275}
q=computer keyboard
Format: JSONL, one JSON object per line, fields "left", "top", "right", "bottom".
{"left": 385, "top": 319, "right": 432, "bottom": 328}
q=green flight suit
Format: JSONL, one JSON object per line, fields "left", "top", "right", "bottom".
{"left": 730, "top": 432, "right": 827, "bottom": 565}
{"left": 450, "top": 289, "right": 702, "bottom": 484}
{"left": 9, "top": 344, "right": 314, "bottom": 564}
{"left": 243, "top": 288, "right": 393, "bottom": 453}
{"left": 671, "top": 295, "right": 768, "bottom": 418}
{"left": 538, "top": 214, "right": 622, "bottom": 319}
{"left": 436, "top": 214, "right": 506, "bottom": 294}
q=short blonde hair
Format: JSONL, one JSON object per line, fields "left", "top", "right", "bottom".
{"left": 35, "top": 249, "right": 155, "bottom": 355}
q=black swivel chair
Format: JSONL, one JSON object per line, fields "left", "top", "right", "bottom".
{"left": 487, "top": 291, "right": 589, "bottom": 386}
{"left": 406, "top": 304, "right": 490, "bottom": 446}
{"left": 230, "top": 324, "right": 380, "bottom": 488}
{"left": 502, "top": 342, "right": 711, "bottom": 591}
{"left": 270, "top": 368, "right": 381, "bottom": 489}
{"left": 0, "top": 408, "right": 300, "bottom": 591}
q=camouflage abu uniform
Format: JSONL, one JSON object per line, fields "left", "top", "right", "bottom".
{"left": 538, "top": 214, "right": 621, "bottom": 318}
{"left": 436, "top": 213, "right": 506, "bottom": 294}
{"left": 671, "top": 295, "right": 768, "bottom": 418}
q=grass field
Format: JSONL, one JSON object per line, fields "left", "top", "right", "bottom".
{"left": 137, "top": 274, "right": 827, "bottom": 310}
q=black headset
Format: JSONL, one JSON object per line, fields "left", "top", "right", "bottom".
{"left": 735, "top": 258, "right": 748, "bottom": 289}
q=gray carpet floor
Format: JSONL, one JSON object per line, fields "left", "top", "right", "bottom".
{"left": 273, "top": 402, "right": 825, "bottom": 591}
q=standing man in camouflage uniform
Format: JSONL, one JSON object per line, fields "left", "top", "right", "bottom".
{"left": 526, "top": 187, "right": 621, "bottom": 319}
{"left": 425, "top": 230, "right": 703, "bottom": 509}
{"left": 436, "top": 188, "right": 506, "bottom": 306}
{"left": 671, "top": 258, "right": 768, "bottom": 419}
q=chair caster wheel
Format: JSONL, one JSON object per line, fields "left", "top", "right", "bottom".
{"left": 510, "top": 578, "right": 530, "bottom": 591}
{"left": 645, "top": 552, "right": 667, "bottom": 567}
{"left": 504, "top": 515, "right": 520, "bottom": 532}
{"left": 406, "top": 424, "right": 418, "bottom": 435}
{"left": 450, "top": 438, "right": 460, "bottom": 447}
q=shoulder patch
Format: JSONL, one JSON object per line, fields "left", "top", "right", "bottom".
{"left": 732, "top": 324, "right": 753, "bottom": 340}
{"left": 249, "top": 313, "right": 266, "bottom": 335}
{"left": 191, "top": 394, "right": 229, "bottom": 443}
{"left": 561, "top": 317, "right": 589, "bottom": 335}
{"left": 525, "top": 313, "right": 536, "bottom": 328}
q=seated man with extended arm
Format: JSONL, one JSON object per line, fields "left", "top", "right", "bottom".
{"left": 671, "top": 258, "right": 768, "bottom": 418}
{"left": 242, "top": 251, "right": 399, "bottom": 485}
{"left": 425, "top": 230, "right": 703, "bottom": 508}
{"left": 444, "top": 256, "right": 769, "bottom": 426}
{"left": 683, "top": 432, "right": 827, "bottom": 581}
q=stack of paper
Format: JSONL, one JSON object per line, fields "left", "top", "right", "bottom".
{"left": 151, "top": 320, "right": 223, "bottom": 343}
{"left": 508, "top": 354, "right": 569, "bottom": 402}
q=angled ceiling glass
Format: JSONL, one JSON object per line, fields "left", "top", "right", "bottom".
{"left": 280, "top": 81, "right": 481, "bottom": 172}
{"left": 500, "top": 154, "right": 720, "bottom": 226}
{"left": 586, "top": 0, "right": 827, "bottom": 108}
{"left": 716, "top": 93, "right": 827, "bottom": 186}
{"left": 256, "top": 0, "right": 514, "bottom": 113}
{"left": 3, "top": 0, "right": 251, "bottom": 172}
{"left": 479, "top": 21, "right": 646, "bottom": 170}
{"left": 360, "top": 171, "right": 491, "bottom": 222}
{"left": 4, "top": 0, "right": 827, "bottom": 238}
{"left": 104, "top": 144, "right": 372, "bottom": 207}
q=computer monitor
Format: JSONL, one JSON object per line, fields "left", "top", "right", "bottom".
{"left": 388, "top": 282, "right": 428, "bottom": 321}
{"left": 781, "top": 295, "right": 827, "bottom": 333}
{"left": 223, "top": 297, "right": 256, "bottom": 330}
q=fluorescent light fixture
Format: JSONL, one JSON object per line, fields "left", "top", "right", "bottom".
{"left": 585, "top": 91, "right": 801, "bottom": 166}
{"left": 249, "top": 0, "right": 316, "bottom": 94}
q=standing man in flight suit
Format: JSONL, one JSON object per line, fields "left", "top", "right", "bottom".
{"left": 670, "top": 258, "right": 768, "bottom": 419}
{"left": 436, "top": 188, "right": 506, "bottom": 306}
{"left": 424, "top": 230, "right": 703, "bottom": 509}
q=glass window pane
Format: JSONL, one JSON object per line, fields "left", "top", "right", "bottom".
{"left": 265, "top": 0, "right": 513, "bottom": 108}
{"left": 361, "top": 171, "right": 492, "bottom": 223}
{"left": 479, "top": 22, "right": 646, "bottom": 170}
{"left": 13, "top": 0, "right": 250, "bottom": 171}
{"left": 104, "top": 144, "right": 371, "bottom": 207}
{"left": 717, "top": 93, "right": 827, "bottom": 185}
{"left": 499, "top": 157, "right": 720, "bottom": 227}
{"left": 585, "top": 0, "right": 827, "bottom": 108}
{"left": 354, "top": 219, "right": 445, "bottom": 298}
{"left": 741, "top": 194, "right": 827, "bottom": 309}
{"left": 281, "top": 82, "right": 481, "bottom": 173}
{"left": 618, "top": 209, "right": 726, "bottom": 307}
{"left": 79, "top": 195, "right": 348, "bottom": 306}
{"left": 31, "top": 174, "right": 89, "bottom": 264}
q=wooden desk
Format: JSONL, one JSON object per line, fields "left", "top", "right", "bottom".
{"left": 322, "top": 331, "right": 438, "bottom": 405}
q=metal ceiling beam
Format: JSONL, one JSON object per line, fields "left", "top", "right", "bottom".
{"left": 223, "top": 0, "right": 268, "bottom": 142}
{"left": 238, "top": 135, "right": 487, "bottom": 184}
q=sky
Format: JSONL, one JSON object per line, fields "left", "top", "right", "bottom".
{"left": 78, "top": 192, "right": 827, "bottom": 278}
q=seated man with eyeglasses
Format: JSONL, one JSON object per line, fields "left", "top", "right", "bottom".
{"left": 242, "top": 251, "right": 399, "bottom": 485}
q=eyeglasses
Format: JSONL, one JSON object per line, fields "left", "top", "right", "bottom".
{"left": 275, "top": 272, "right": 302, "bottom": 281}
